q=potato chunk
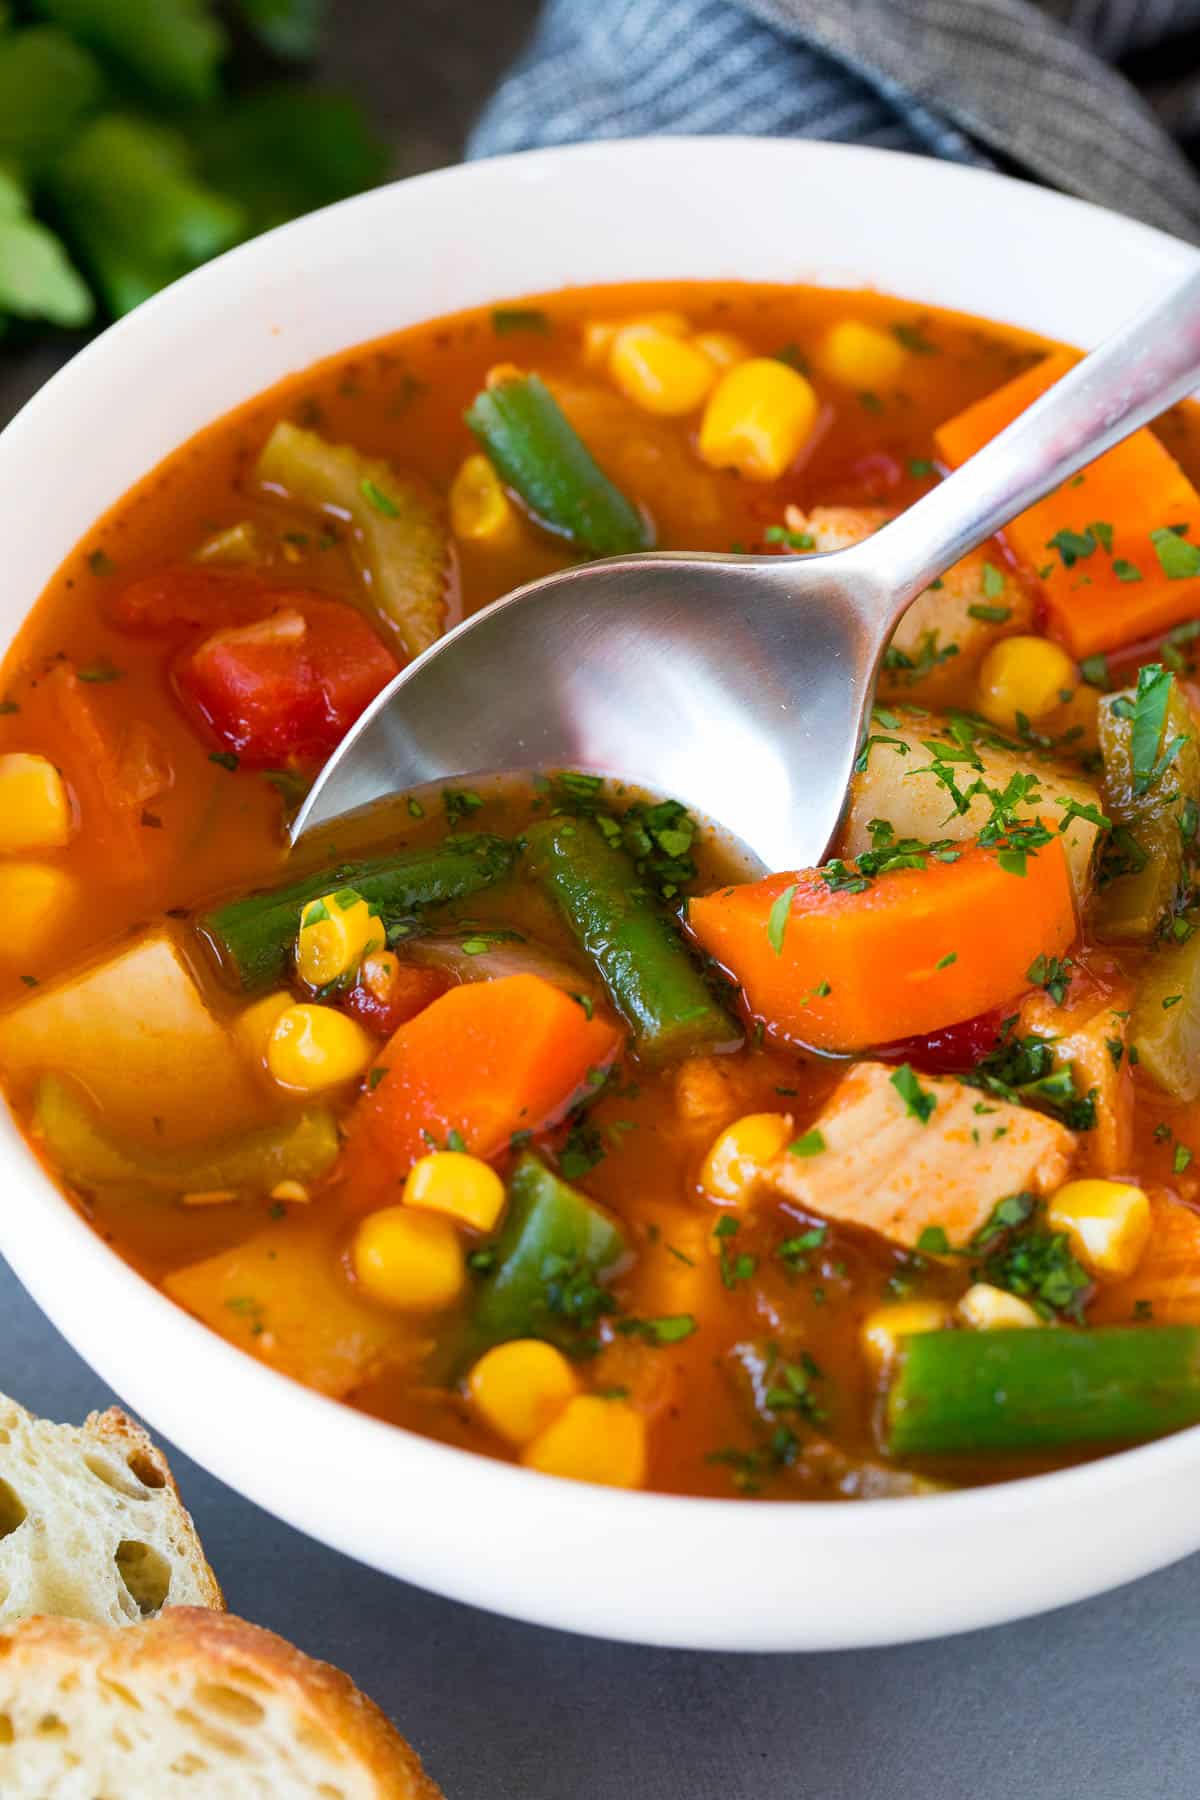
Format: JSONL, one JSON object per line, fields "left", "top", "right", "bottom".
{"left": 846, "top": 707, "right": 1101, "bottom": 900}
{"left": 767, "top": 1061, "right": 1076, "bottom": 1252}
{"left": 165, "top": 1216, "right": 412, "bottom": 1398}
{"left": 0, "top": 930, "right": 261, "bottom": 1144}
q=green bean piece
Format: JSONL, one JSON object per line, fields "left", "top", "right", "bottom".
{"left": 886, "top": 1324, "right": 1200, "bottom": 1456}
{"left": 526, "top": 818, "right": 740, "bottom": 1063}
{"left": 466, "top": 371, "right": 653, "bottom": 556}
{"left": 199, "top": 834, "right": 518, "bottom": 992}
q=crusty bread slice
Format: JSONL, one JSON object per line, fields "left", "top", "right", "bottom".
{"left": 0, "top": 1609, "right": 443, "bottom": 1798}
{"left": 0, "top": 1394, "right": 222, "bottom": 1627}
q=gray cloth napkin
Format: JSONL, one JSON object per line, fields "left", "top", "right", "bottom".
{"left": 469, "top": 0, "right": 1200, "bottom": 241}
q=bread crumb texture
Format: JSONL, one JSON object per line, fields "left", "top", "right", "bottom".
{"left": 0, "top": 1609, "right": 444, "bottom": 1798}
{"left": 0, "top": 1395, "right": 222, "bottom": 1627}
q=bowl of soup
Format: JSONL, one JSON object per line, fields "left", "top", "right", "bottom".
{"left": 2, "top": 137, "right": 1200, "bottom": 1650}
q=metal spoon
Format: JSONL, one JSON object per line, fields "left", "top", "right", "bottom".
{"left": 293, "top": 266, "right": 1200, "bottom": 869}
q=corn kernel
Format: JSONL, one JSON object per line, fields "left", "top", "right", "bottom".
{"left": 449, "top": 453, "right": 521, "bottom": 548}
{"left": 861, "top": 1300, "right": 952, "bottom": 1369}
{"left": 468, "top": 1339, "right": 580, "bottom": 1446}
{"left": 403, "top": 1149, "right": 506, "bottom": 1233}
{"left": 234, "top": 991, "right": 294, "bottom": 1074}
{"left": 270, "top": 1179, "right": 310, "bottom": 1205}
{"left": 583, "top": 310, "right": 690, "bottom": 368}
{"left": 698, "top": 358, "right": 819, "bottom": 481}
{"left": 699, "top": 1111, "right": 793, "bottom": 1207}
{"left": 1047, "top": 1178, "right": 1151, "bottom": 1280}
{"left": 521, "top": 1395, "right": 647, "bottom": 1488}
{"left": 977, "top": 635, "right": 1077, "bottom": 729}
{"left": 0, "top": 754, "right": 71, "bottom": 853}
{"left": 817, "top": 319, "right": 907, "bottom": 390}
{"left": 352, "top": 1205, "right": 466, "bottom": 1311}
{"left": 608, "top": 324, "right": 715, "bottom": 418}
{"left": 0, "top": 861, "right": 77, "bottom": 963}
{"left": 295, "top": 887, "right": 382, "bottom": 989}
{"left": 266, "top": 1003, "right": 373, "bottom": 1092}
{"left": 692, "top": 330, "right": 748, "bottom": 371}
{"left": 957, "top": 1283, "right": 1040, "bottom": 1330}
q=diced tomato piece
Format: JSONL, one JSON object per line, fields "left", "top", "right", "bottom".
{"left": 108, "top": 566, "right": 268, "bottom": 634}
{"left": 175, "top": 596, "right": 398, "bottom": 765}
{"left": 876, "top": 1008, "right": 1006, "bottom": 1076}
{"left": 342, "top": 961, "right": 450, "bottom": 1038}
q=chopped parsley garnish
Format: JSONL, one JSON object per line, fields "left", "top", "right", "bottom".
{"left": 964, "top": 1026, "right": 1097, "bottom": 1131}
{"left": 76, "top": 663, "right": 122, "bottom": 683}
{"left": 713, "top": 1217, "right": 756, "bottom": 1288}
{"left": 968, "top": 603, "right": 1011, "bottom": 623}
{"left": 788, "top": 1129, "right": 825, "bottom": 1158}
{"left": 1175, "top": 1143, "right": 1194, "bottom": 1175}
{"left": 1151, "top": 524, "right": 1200, "bottom": 579}
{"left": 209, "top": 750, "right": 239, "bottom": 772}
{"left": 491, "top": 306, "right": 551, "bottom": 335}
{"left": 908, "top": 458, "right": 934, "bottom": 478}
{"left": 1046, "top": 526, "right": 1100, "bottom": 569}
{"left": 975, "top": 1202, "right": 1091, "bottom": 1320}
{"left": 1026, "top": 953, "right": 1073, "bottom": 1005}
{"left": 442, "top": 786, "right": 484, "bottom": 826}
{"left": 1080, "top": 653, "right": 1110, "bottom": 689}
{"left": 981, "top": 562, "right": 1006, "bottom": 598}
{"left": 359, "top": 476, "right": 400, "bottom": 518}
{"left": 916, "top": 1225, "right": 950, "bottom": 1254}
{"left": 890, "top": 1063, "right": 936, "bottom": 1124}
{"left": 764, "top": 524, "right": 815, "bottom": 550}
{"left": 558, "top": 1119, "right": 606, "bottom": 1181}
{"left": 777, "top": 1225, "right": 827, "bottom": 1272}
{"left": 1114, "top": 559, "right": 1143, "bottom": 583}
{"left": 87, "top": 548, "right": 116, "bottom": 577}
{"left": 766, "top": 883, "right": 796, "bottom": 955}
{"left": 618, "top": 1313, "right": 697, "bottom": 1345}
{"left": 893, "top": 320, "right": 937, "bottom": 354}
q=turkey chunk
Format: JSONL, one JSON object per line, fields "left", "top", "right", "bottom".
{"left": 766, "top": 1061, "right": 1076, "bottom": 1252}
{"left": 784, "top": 505, "right": 1032, "bottom": 705}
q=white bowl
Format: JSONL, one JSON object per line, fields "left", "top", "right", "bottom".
{"left": 1, "top": 138, "right": 1196, "bottom": 1652}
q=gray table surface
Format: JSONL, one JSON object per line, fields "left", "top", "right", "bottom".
{"left": 1, "top": 5, "right": 1196, "bottom": 1795}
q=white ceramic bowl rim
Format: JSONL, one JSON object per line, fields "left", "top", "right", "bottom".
{"left": 1, "top": 137, "right": 1198, "bottom": 1652}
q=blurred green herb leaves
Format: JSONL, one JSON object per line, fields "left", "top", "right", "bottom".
{"left": 0, "top": 1, "right": 385, "bottom": 330}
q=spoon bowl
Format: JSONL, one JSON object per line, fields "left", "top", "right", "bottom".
{"left": 295, "top": 259, "right": 1200, "bottom": 861}
{"left": 291, "top": 546, "right": 884, "bottom": 868}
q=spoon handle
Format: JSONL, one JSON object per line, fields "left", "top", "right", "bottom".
{"left": 862, "top": 261, "right": 1200, "bottom": 618}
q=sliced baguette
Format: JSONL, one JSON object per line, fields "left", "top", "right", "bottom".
{"left": 0, "top": 1608, "right": 443, "bottom": 1798}
{"left": 0, "top": 1394, "right": 222, "bottom": 1627}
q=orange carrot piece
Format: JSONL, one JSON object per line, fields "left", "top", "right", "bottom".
{"left": 936, "top": 350, "right": 1200, "bottom": 658}
{"left": 686, "top": 837, "right": 1076, "bottom": 1053}
{"left": 336, "top": 973, "right": 623, "bottom": 1211}
{"left": 20, "top": 663, "right": 167, "bottom": 886}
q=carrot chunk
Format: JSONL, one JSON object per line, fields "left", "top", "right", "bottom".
{"left": 336, "top": 973, "right": 624, "bottom": 1211}
{"left": 686, "top": 838, "right": 1076, "bottom": 1053}
{"left": 935, "top": 350, "right": 1200, "bottom": 658}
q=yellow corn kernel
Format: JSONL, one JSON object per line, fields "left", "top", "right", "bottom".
{"left": 266, "top": 1003, "right": 373, "bottom": 1092}
{"left": 583, "top": 311, "right": 690, "bottom": 368}
{"left": 352, "top": 1205, "right": 466, "bottom": 1311}
{"left": 608, "top": 324, "right": 715, "bottom": 417}
{"left": 977, "top": 635, "right": 1077, "bottom": 729}
{"left": 1047, "top": 1178, "right": 1151, "bottom": 1280}
{"left": 0, "top": 861, "right": 77, "bottom": 963}
{"left": 700, "top": 1111, "right": 793, "bottom": 1208}
{"left": 957, "top": 1283, "right": 1040, "bottom": 1330}
{"left": 234, "top": 990, "right": 294, "bottom": 1074}
{"left": 861, "top": 1300, "right": 952, "bottom": 1369}
{"left": 692, "top": 330, "right": 748, "bottom": 371}
{"left": 698, "top": 358, "right": 819, "bottom": 481}
{"left": 521, "top": 1395, "right": 647, "bottom": 1489}
{"left": 0, "top": 753, "right": 71, "bottom": 853}
{"left": 403, "top": 1149, "right": 506, "bottom": 1233}
{"left": 270, "top": 1179, "right": 310, "bottom": 1205}
{"left": 468, "top": 1339, "right": 580, "bottom": 1446}
{"left": 449, "top": 453, "right": 520, "bottom": 548}
{"left": 295, "top": 888, "right": 382, "bottom": 989}
{"left": 817, "top": 319, "right": 906, "bottom": 390}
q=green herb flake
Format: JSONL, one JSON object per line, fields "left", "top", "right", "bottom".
{"left": 1114, "top": 559, "right": 1143, "bottom": 583}
{"left": 359, "top": 476, "right": 400, "bottom": 518}
{"left": 491, "top": 306, "right": 551, "bottom": 336}
{"left": 1175, "top": 1143, "right": 1194, "bottom": 1175}
{"left": 916, "top": 1225, "right": 950, "bottom": 1255}
{"left": 788, "top": 1129, "right": 826, "bottom": 1158}
{"left": 209, "top": 751, "right": 239, "bottom": 772}
{"left": 968, "top": 602, "right": 1011, "bottom": 623}
{"left": 1152, "top": 524, "right": 1200, "bottom": 579}
{"left": 87, "top": 549, "right": 116, "bottom": 577}
{"left": 981, "top": 562, "right": 1006, "bottom": 599}
{"left": 890, "top": 1063, "right": 936, "bottom": 1124}
{"left": 766, "top": 882, "right": 797, "bottom": 955}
